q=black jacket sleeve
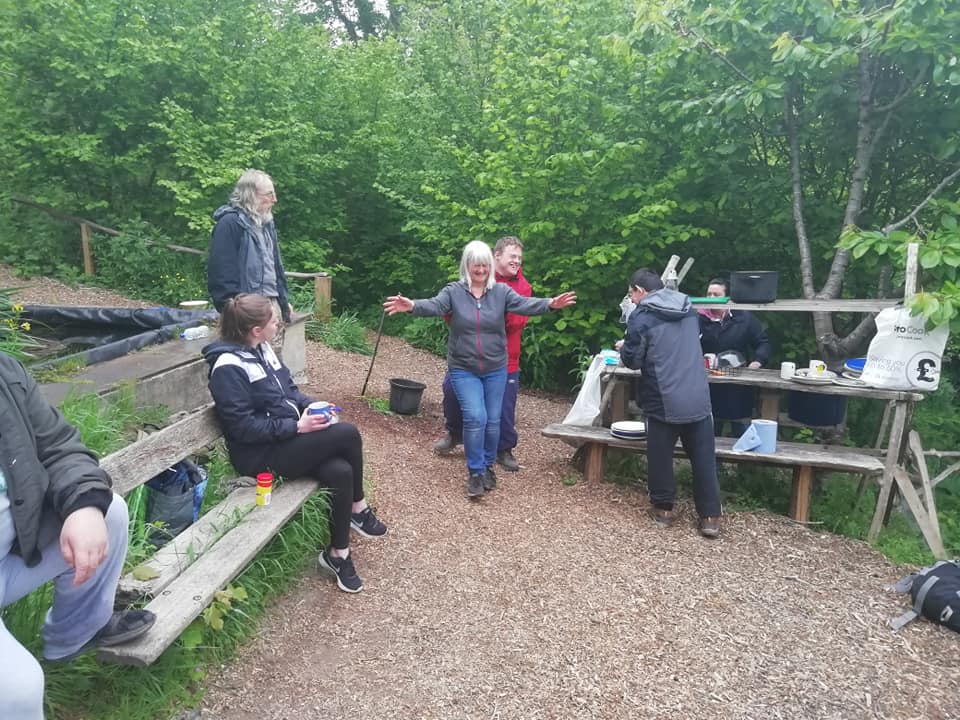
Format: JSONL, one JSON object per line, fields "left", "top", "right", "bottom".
{"left": 747, "top": 314, "right": 772, "bottom": 366}
{"left": 208, "top": 214, "right": 243, "bottom": 312}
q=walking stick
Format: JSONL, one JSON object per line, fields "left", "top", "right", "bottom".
{"left": 360, "top": 309, "right": 387, "bottom": 397}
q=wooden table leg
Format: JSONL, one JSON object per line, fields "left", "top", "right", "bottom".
{"left": 868, "top": 401, "right": 909, "bottom": 542}
{"left": 789, "top": 465, "right": 812, "bottom": 522}
{"left": 758, "top": 389, "right": 780, "bottom": 421}
{"left": 583, "top": 443, "right": 605, "bottom": 484}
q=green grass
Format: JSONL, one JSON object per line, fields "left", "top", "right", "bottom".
{"left": 306, "top": 311, "right": 373, "bottom": 355}
{"left": 362, "top": 395, "right": 395, "bottom": 415}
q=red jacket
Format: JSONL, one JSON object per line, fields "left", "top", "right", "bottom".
{"left": 497, "top": 268, "right": 532, "bottom": 373}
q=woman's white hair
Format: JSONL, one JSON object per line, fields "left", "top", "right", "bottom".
{"left": 458, "top": 241, "right": 495, "bottom": 290}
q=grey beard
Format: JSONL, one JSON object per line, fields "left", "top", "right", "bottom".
{"left": 251, "top": 210, "right": 273, "bottom": 227}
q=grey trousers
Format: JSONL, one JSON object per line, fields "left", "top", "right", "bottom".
{"left": 0, "top": 494, "right": 128, "bottom": 720}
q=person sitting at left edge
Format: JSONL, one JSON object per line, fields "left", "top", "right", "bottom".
{"left": 203, "top": 294, "right": 386, "bottom": 594}
{"left": 0, "top": 352, "right": 155, "bottom": 720}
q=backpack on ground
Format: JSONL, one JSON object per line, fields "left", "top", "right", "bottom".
{"left": 890, "top": 560, "right": 960, "bottom": 632}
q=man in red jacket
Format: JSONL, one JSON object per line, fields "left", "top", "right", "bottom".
{"left": 433, "top": 236, "right": 531, "bottom": 471}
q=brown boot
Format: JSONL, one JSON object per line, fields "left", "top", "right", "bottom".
{"left": 647, "top": 506, "right": 675, "bottom": 528}
{"left": 698, "top": 516, "right": 721, "bottom": 538}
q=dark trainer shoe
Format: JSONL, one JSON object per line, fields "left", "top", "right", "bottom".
{"left": 698, "top": 516, "right": 721, "bottom": 539}
{"left": 318, "top": 549, "right": 363, "bottom": 593}
{"left": 483, "top": 467, "right": 497, "bottom": 491}
{"left": 433, "top": 432, "right": 459, "bottom": 454}
{"left": 647, "top": 506, "right": 675, "bottom": 529}
{"left": 467, "top": 472, "right": 486, "bottom": 499}
{"left": 351, "top": 507, "right": 387, "bottom": 538}
{"left": 497, "top": 449, "right": 520, "bottom": 472}
{"left": 47, "top": 609, "right": 156, "bottom": 662}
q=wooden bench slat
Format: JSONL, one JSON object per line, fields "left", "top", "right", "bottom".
{"left": 101, "top": 405, "right": 223, "bottom": 496}
{"left": 117, "top": 482, "right": 255, "bottom": 601}
{"left": 542, "top": 423, "right": 884, "bottom": 474}
{"left": 99, "top": 478, "right": 321, "bottom": 666}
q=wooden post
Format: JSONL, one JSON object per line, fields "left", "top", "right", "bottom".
{"left": 80, "top": 222, "right": 95, "bottom": 275}
{"left": 789, "top": 466, "right": 813, "bottom": 522}
{"left": 314, "top": 273, "right": 332, "bottom": 320}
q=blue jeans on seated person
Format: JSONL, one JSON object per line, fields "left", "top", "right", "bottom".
{"left": 449, "top": 366, "right": 508, "bottom": 474}
{"left": 0, "top": 494, "right": 129, "bottom": 720}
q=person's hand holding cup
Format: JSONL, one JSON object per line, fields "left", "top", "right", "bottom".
{"left": 297, "top": 401, "right": 340, "bottom": 433}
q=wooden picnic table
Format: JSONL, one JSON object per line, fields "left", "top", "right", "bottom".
{"left": 592, "top": 364, "right": 938, "bottom": 552}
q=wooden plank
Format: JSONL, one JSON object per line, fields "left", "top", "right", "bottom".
{"left": 908, "top": 431, "right": 943, "bottom": 549}
{"left": 100, "top": 406, "right": 223, "bottom": 496}
{"left": 868, "top": 402, "right": 909, "bottom": 541}
{"left": 904, "top": 243, "right": 919, "bottom": 296}
{"left": 98, "top": 478, "right": 321, "bottom": 666}
{"left": 932, "top": 460, "right": 960, "bottom": 488}
{"left": 892, "top": 468, "right": 946, "bottom": 560}
{"left": 676, "top": 257, "right": 695, "bottom": 286}
{"left": 688, "top": 298, "right": 901, "bottom": 312}
{"left": 118, "top": 485, "right": 255, "bottom": 601}
{"left": 603, "top": 366, "right": 924, "bottom": 402}
{"left": 789, "top": 466, "right": 813, "bottom": 522}
{"left": 542, "top": 424, "right": 884, "bottom": 474}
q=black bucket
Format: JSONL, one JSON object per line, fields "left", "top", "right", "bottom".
{"left": 389, "top": 378, "right": 426, "bottom": 415}
{"left": 787, "top": 391, "right": 847, "bottom": 427}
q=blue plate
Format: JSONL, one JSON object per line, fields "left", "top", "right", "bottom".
{"left": 844, "top": 357, "right": 866, "bottom": 373}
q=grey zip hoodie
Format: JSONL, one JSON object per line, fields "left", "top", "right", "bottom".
{"left": 412, "top": 282, "right": 552, "bottom": 374}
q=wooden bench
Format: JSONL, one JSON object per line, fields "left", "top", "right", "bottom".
{"left": 542, "top": 423, "right": 885, "bottom": 522}
{"left": 97, "top": 405, "right": 319, "bottom": 666}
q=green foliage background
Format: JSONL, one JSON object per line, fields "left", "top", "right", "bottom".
{"left": 1, "top": 0, "right": 958, "bottom": 386}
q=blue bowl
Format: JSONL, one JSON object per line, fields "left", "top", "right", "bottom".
{"left": 844, "top": 357, "right": 866, "bottom": 373}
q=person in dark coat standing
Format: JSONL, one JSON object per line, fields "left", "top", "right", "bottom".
{"left": 698, "top": 277, "right": 772, "bottom": 436}
{"left": 616, "top": 268, "right": 722, "bottom": 538}
{"left": 207, "top": 169, "right": 293, "bottom": 332}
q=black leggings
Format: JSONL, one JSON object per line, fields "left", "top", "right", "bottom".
{"left": 237, "top": 422, "right": 365, "bottom": 549}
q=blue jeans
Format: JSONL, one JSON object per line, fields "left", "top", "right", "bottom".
{"left": 442, "top": 370, "right": 521, "bottom": 451}
{"left": 449, "top": 367, "right": 508, "bottom": 474}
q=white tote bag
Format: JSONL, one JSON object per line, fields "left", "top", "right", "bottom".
{"left": 563, "top": 355, "right": 606, "bottom": 426}
{"left": 861, "top": 306, "right": 949, "bottom": 391}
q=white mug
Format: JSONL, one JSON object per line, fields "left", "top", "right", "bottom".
{"left": 780, "top": 361, "right": 796, "bottom": 379}
{"left": 808, "top": 359, "right": 827, "bottom": 377}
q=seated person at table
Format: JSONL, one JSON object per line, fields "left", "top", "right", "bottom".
{"left": 203, "top": 294, "right": 386, "bottom": 594}
{"left": 698, "top": 277, "right": 771, "bottom": 436}
{"left": 616, "top": 269, "right": 722, "bottom": 538}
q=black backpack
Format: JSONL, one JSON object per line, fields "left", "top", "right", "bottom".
{"left": 891, "top": 561, "right": 960, "bottom": 632}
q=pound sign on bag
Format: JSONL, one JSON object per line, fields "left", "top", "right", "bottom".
{"left": 916, "top": 358, "right": 937, "bottom": 384}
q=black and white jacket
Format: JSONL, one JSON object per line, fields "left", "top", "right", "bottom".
{"left": 202, "top": 340, "right": 312, "bottom": 470}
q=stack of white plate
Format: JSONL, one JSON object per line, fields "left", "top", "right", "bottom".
{"left": 610, "top": 420, "right": 646, "bottom": 440}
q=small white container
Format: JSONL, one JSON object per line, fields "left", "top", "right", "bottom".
{"left": 780, "top": 361, "right": 797, "bottom": 379}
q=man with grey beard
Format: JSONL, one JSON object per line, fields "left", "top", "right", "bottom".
{"left": 208, "top": 169, "right": 293, "bottom": 330}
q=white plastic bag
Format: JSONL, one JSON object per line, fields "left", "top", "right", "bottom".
{"left": 563, "top": 355, "right": 606, "bottom": 426}
{"left": 861, "top": 306, "right": 949, "bottom": 391}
